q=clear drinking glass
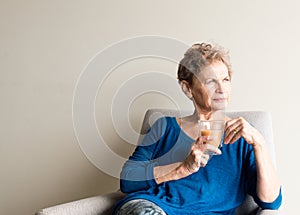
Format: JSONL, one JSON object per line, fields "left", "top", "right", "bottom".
{"left": 198, "top": 120, "right": 225, "bottom": 156}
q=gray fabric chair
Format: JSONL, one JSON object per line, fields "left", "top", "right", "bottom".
{"left": 36, "top": 109, "right": 281, "bottom": 215}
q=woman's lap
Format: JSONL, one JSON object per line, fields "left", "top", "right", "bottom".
{"left": 116, "top": 199, "right": 166, "bottom": 215}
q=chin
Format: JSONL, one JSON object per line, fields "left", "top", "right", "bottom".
{"left": 211, "top": 103, "right": 227, "bottom": 111}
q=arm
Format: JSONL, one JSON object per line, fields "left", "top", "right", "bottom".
{"left": 224, "top": 117, "right": 281, "bottom": 205}
{"left": 120, "top": 159, "right": 158, "bottom": 193}
{"left": 120, "top": 118, "right": 165, "bottom": 193}
{"left": 121, "top": 117, "right": 221, "bottom": 192}
{"left": 252, "top": 137, "right": 281, "bottom": 202}
{"left": 121, "top": 117, "right": 188, "bottom": 192}
{"left": 154, "top": 139, "right": 221, "bottom": 184}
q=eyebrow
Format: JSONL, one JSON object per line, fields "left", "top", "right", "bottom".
{"left": 205, "top": 75, "right": 230, "bottom": 80}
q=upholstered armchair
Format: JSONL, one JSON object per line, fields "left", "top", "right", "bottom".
{"left": 36, "top": 109, "right": 281, "bottom": 215}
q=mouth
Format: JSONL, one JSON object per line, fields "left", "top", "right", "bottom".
{"left": 213, "top": 98, "right": 227, "bottom": 102}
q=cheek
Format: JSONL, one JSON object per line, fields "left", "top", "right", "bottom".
{"left": 191, "top": 85, "right": 211, "bottom": 111}
{"left": 204, "top": 87, "right": 215, "bottom": 98}
{"left": 192, "top": 84, "right": 209, "bottom": 99}
{"left": 220, "top": 83, "right": 231, "bottom": 96}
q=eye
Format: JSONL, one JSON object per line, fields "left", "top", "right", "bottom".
{"left": 205, "top": 79, "right": 215, "bottom": 85}
{"left": 223, "top": 77, "right": 231, "bottom": 82}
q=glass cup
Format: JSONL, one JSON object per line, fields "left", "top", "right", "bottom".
{"left": 198, "top": 120, "right": 225, "bottom": 156}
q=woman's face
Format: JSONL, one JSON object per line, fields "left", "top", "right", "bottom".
{"left": 191, "top": 60, "right": 231, "bottom": 111}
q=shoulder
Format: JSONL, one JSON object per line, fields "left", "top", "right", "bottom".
{"left": 150, "top": 116, "right": 177, "bottom": 129}
{"left": 143, "top": 116, "right": 178, "bottom": 138}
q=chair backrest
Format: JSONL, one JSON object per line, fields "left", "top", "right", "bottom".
{"left": 140, "top": 108, "right": 276, "bottom": 215}
{"left": 141, "top": 109, "right": 275, "bottom": 163}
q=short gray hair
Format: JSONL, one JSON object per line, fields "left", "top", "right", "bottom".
{"left": 177, "top": 42, "right": 232, "bottom": 86}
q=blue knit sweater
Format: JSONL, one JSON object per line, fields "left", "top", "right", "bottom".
{"left": 113, "top": 117, "right": 282, "bottom": 215}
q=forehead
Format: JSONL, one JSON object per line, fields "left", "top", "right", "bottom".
{"left": 198, "top": 61, "right": 229, "bottom": 80}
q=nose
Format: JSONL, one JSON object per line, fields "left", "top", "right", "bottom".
{"left": 216, "top": 81, "right": 224, "bottom": 93}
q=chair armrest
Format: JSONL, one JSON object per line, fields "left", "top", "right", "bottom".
{"left": 35, "top": 191, "right": 125, "bottom": 215}
{"left": 256, "top": 209, "right": 281, "bottom": 215}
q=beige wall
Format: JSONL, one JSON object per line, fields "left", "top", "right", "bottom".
{"left": 1, "top": 0, "right": 299, "bottom": 214}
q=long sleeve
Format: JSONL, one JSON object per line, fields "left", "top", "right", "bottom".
{"left": 120, "top": 117, "right": 168, "bottom": 193}
{"left": 244, "top": 145, "right": 282, "bottom": 210}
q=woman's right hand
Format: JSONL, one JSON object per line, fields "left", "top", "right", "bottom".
{"left": 182, "top": 137, "right": 222, "bottom": 174}
{"left": 154, "top": 137, "right": 222, "bottom": 184}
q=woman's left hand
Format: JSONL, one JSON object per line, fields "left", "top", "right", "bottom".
{"left": 224, "top": 117, "right": 265, "bottom": 147}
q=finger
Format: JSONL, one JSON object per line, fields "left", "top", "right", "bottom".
{"left": 228, "top": 129, "right": 241, "bottom": 144}
{"left": 200, "top": 153, "right": 211, "bottom": 167}
{"left": 229, "top": 131, "right": 242, "bottom": 144}
{"left": 225, "top": 118, "right": 239, "bottom": 133}
{"left": 225, "top": 122, "right": 239, "bottom": 136}
{"left": 201, "top": 153, "right": 210, "bottom": 161}
{"left": 224, "top": 128, "right": 236, "bottom": 144}
{"left": 225, "top": 122, "right": 243, "bottom": 144}
{"left": 225, "top": 117, "right": 244, "bottom": 133}
{"left": 195, "top": 136, "right": 209, "bottom": 145}
{"left": 200, "top": 157, "right": 208, "bottom": 167}
{"left": 225, "top": 124, "right": 238, "bottom": 142}
{"left": 225, "top": 125, "right": 242, "bottom": 144}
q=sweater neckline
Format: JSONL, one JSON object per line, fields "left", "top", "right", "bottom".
{"left": 170, "top": 117, "right": 196, "bottom": 142}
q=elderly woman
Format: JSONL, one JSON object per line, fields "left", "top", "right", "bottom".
{"left": 113, "top": 43, "right": 282, "bottom": 214}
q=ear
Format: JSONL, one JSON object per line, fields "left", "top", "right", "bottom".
{"left": 180, "top": 80, "right": 193, "bottom": 99}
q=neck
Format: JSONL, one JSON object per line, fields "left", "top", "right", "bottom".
{"left": 185, "top": 110, "right": 212, "bottom": 124}
{"left": 193, "top": 108, "right": 226, "bottom": 121}
{"left": 193, "top": 106, "right": 213, "bottom": 120}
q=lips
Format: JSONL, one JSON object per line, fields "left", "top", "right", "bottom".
{"left": 213, "top": 98, "right": 227, "bottom": 102}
